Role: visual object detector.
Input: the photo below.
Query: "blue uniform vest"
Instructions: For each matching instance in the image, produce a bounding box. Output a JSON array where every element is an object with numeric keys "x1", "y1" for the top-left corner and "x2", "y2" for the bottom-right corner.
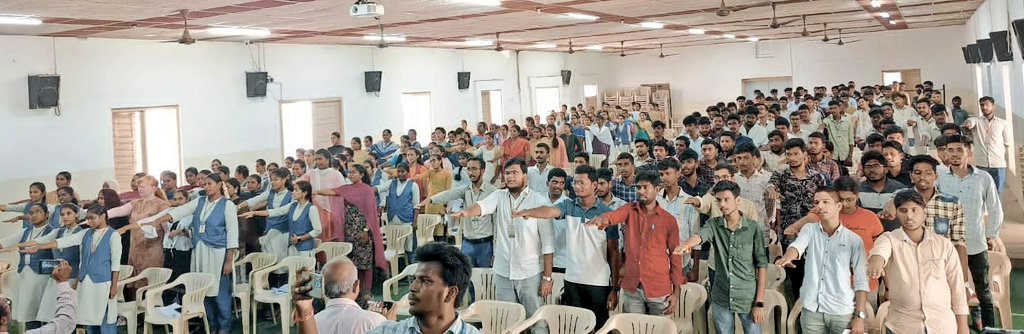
[
  {"x1": 21, "y1": 204, "x2": 34, "y2": 228},
  {"x1": 287, "y1": 203, "x2": 316, "y2": 251},
  {"x1": 386, "y1": 181, "x2": 415, "y2": 223},
  {"x1": 265, "y1": 191, "x2": 293, "y2": 233},
  {"x1": 79, "y1": 228, "x2": 115, "y2": 283},
  {"x1": 191, "y1": 197, "x2": 229, "y2": 249},
  {"x1": 17, "y1": 225, "x2": 54, "y2": 273},
  {"x1": 53, "y1": 226, "x2": 81, "y2": 278}
]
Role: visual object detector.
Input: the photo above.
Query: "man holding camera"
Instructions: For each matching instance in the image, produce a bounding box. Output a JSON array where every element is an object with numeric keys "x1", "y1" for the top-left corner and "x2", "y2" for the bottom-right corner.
[{"x1": 0, "y1": 260, "x2": 75, "y2": 334}]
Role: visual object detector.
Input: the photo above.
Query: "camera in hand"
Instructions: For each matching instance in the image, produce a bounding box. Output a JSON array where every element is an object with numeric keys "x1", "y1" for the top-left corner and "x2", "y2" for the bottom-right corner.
[
  {"x1": 302, "y1": 272, "x2": 323, "y2": 299},
  {"x1": 39, "y1": 259, "x2": 61, "y2": 275}
]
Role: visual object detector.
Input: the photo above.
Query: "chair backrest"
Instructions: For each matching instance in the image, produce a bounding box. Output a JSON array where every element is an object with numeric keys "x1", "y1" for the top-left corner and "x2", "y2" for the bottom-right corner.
[
  {"x1": 786, "y1": 298, "x2": 805, "y2": 334},
  {"x1": 0, "y1": 261, "x2": 10, "y2": 273},
  {"x1": 990, "y1": 236, "x2": 1006, "y2": 253},
  {"x1": 671, "y1": 283, "x2": 708, "y2": 327},
  {"x1": 767, "y1": 243, "x2": 783, "y2": 262},
  {"x1": 875, "y1": 301, "x2": 890, "y2": 332},
  {"x1": 315, "y1": 242, "x2": 353, "y2": 263},
  {"x1": 235, "y1": 252, "x2": 276, "y2": 287},
  {"x1": 762, "y1": 289, "x2": 788, "y2": 334},
  {"x1": 119, "y1": 265, "x2": 135, "y2": 280},
  {"x1": 140, "y1": 267, "x2": 173, "y2": 289},
  {"x1": 382, "y1": 225, "x2": 413, "y2": 255},
  {"x1": 536, "y1": 305, "x2": 597, "y2": 334},
  {"x1": 544, "y1": 273, "x2": 566, "y2": 305},
  {"x1": 416, "y1": 214, "x2": 443, "y2": 246},
  {"x1": 178, "y1": 273, "x2": 216, "y2": 315},
  {"x1": 470, "y1": 268, "x2": 499, "y2": 302},
  {"x1": 0, "y1": 271, "x2": 15, "y2": 300},
  {"x1": 281, "y1": 256, "x2": 317, "y2": 287},
  {"x1": 463, "y1": 300, "x2": 526, "y2": 334},
  {"x1": 596, "y1": 313, "x2": 677, "y2": 334},
  {"x1": 987, "y1": 250, "x2": 1011, "y2": 294},
  {"x1": 765, "y1": 266, "x2": 786, "y2": 290}
]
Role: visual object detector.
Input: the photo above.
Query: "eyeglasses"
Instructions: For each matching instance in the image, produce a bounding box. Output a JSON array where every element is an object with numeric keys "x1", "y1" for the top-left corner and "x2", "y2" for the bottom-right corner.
[{"x1": 864, "y1": 163, "x2": 884, "y2": 169}]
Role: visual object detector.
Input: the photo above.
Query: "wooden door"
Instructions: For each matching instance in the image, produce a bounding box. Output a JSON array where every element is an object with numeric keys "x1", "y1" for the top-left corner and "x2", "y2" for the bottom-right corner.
[
  {"x1": 311, "y1": 100, "x2": 343, "y2": 150},
  {"x1": 112, "y1": 111, "x2": 142, "y2": 192}
]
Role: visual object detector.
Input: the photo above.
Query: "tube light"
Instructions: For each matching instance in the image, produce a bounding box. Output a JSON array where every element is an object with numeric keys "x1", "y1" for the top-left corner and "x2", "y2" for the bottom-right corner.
[
  {"x1": 879, "y1": 12, "x2": 890, "y2": 18},
  {"x1": 464, "y1": 40, "x2": 493, "y2": 46},
  {"x1": 870, "y1": 0, "x2": 882, "y2": 8},
  {"x1": 747, "y1": 37, "x2": 760, "y2": 42},
  {"x1": 889, "y1": 20, "x2": 897, "y2": 25},
  {"x1": 363, "y1": 35, "x2": 406, "y2": 42},
  {"x1": 688, "y1": 28, "x2": 706, "y2": 35},
  {"x1": 207, "y1": 27, "x2": 271, "y2": 37},
  {"x1": 564, "y1": 13, "x2": 599, "y2": 20},
  {"x1": 584, "y1": 45, "x2": 603, "y2": 50},
  {"x1": 0, "y1": 16, "x2": 42, "y2": 25},
  {"x1": 640, "y1": 22, "x2": 664, "y2": 29},
  {"x1": 534, "y1": 43, "x2": 557, "y2": 49},
  {"x1": 722, "y1": 34, "x2": 736, "y2": 39}
]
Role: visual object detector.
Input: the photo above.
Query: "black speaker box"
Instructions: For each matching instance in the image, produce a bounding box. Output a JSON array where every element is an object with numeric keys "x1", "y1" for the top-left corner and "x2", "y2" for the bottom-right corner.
[
  {"x1": 365, "y1": 71, "x2": 382, "y2": 93},
  {"x1": 978, "y1": 39, "x2": 994, "y2": 62},
  {"x1": 246, "y1": 72, "x2": 268, "y2": 97},
  {"x1": 990, "y1": 30, "x2": 1013, "y2": 62},
  {"x1": 962, "y1": 46, "x2": 973, "y2": 64},
  {"x1": 560, "y1": 70, "x2": 571, "y2": 86},
  {"x1": 457, "y1": 72, "x2": 471, "y2": 90},
  {"x1": 967, "y1": 44, "x2": 981, "y2": 64},
  {"x1": 28, "y1": 75, "x2": 60, "y2": 109},
  {"x1": 1014, "y1": 19, "x2": 1024, "y2": 61}
]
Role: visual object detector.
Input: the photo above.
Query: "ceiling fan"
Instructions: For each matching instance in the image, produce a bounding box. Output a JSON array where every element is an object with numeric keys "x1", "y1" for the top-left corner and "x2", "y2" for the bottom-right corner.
[
  {"x1": 768, "y1": 3, "x2": 799, "y2": 29},
  {"x1": 716, "y1": 0, "x2": 769, "y2": 17},
  {"x1": 160, "y1": 9, "x2": 195, "y2": 45},
  {"x1": 833, "y1": 29, "x2": 860, "y2": 46},
  {"x1": 658, "y1": 44, "x2": 678, "y2": 58},
  {"x1": 800, "y1": 15, "x2": 809, "y2": 36},
  {"x1": 494, "y1": 32, "x2": 503, "y2": 52},
  {"x1": 821, "y1": 23, "x2": 830, "y2": 42},
  {"x1": 619, "y1": 41, "x2": 626, "y2": 57},
  {"x1": 567, "y1": 38, "x2": 575, "y2": 54},
  {"x1": 374, "y1": 17, "x2": 387, "y2": 48}
]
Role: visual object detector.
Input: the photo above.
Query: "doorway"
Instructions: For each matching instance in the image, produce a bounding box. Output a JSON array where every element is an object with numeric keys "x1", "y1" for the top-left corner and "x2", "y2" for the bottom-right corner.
[
  {"x1": 480, "y1": 90, "x2": 503, "y2": 125},
  {"x1": 881, "y1": 69, "x2": 921, "y2": 93},
  {"x1": 279, "y1": 99, "x2": 344, "y2": 159},
  {"x1": 741, "y1": 76, "x2": 792, "y2": 100},
  {"x1": 111, "y1": 106, "x2": 182, "y2": 192}
]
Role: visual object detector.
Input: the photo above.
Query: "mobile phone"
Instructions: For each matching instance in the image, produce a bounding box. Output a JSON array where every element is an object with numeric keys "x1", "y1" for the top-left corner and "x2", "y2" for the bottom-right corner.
[
  {"x1": 369, "y1": 300, "x2": 394, "y2": 311},
  {"x1": 303, "y1": 272, "x2": 323, "y2": 299},
  {"x1": 39, "y1": 259, "x2": 61, "y2": 275}
]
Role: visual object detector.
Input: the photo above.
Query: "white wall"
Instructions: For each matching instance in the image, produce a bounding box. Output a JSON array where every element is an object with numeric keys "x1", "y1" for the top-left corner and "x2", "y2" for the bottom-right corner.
[
  {"x1": 966, "y1": 0, "x2": 1024, "y2": 217},
  {"x1": 0, "y1": 36, "x2": 608, "y2": 203},
  {"x1": 603, "y1": 25, "x2": 975, "y2": 117}
]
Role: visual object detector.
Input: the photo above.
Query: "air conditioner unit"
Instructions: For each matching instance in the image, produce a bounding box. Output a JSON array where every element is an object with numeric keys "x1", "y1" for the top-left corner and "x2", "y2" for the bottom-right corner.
[{"x1": 351, "y1": 2, "x2": 384, "y2": 17}]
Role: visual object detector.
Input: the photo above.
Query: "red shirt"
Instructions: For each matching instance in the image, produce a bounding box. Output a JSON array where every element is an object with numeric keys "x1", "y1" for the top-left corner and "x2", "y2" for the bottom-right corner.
[
  {"x1": 604, "y1": 202, "x2": 685, "y2": 298},
  {"x1": 501, "y1": 137, "x2": 530, "y2": 162}
]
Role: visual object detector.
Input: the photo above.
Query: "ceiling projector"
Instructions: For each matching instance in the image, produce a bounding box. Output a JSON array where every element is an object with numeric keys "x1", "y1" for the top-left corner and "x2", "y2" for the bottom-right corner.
[{"x1": 351, "y1": 1, "x2": 384, "y2": 17}]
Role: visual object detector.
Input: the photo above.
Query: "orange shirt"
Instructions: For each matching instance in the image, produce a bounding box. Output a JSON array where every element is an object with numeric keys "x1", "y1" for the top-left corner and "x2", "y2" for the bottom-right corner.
[
  {"x1": 840, "y1": 208, "x2": 884, "y2": 291},
  {"x1": 603, "y1": 203, "x2": 685, "y2": 299}
]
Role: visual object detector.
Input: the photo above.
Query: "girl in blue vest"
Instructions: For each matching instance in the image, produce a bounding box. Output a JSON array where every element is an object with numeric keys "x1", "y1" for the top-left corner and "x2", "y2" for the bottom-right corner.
[
  {"x1": 240, "y1": 180, "x2": 321, "y2": 257},
  {"x1": 139, "y1": 173, "x2": 239, "y2": 334},
  {"x1": 375, "y1": 163, "x2": 419, "y2": 252},
  {"x1": 49, "y1": 186, "x2": 85, "y2": 229},
  {"x1": 238, "y1": 168, "x2": 293, "y2": 265},
  {"x1": 27, "y1": 204, "x2": 122, "y2": 334},
  {"x1": 0, "y1": 202, "x2": 55, "y2": 330},
  {"x1": 0, "y1": 182, "x2": 49, "y2": 227},
  {"x1": 33, "y1": 204, "x2": 85, "y2": 322}
]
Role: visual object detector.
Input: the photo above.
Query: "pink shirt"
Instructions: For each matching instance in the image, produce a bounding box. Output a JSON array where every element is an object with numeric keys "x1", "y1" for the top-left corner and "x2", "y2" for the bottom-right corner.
[{"x1": 314, "y1": 298, "x2": 386, "y2": 334}]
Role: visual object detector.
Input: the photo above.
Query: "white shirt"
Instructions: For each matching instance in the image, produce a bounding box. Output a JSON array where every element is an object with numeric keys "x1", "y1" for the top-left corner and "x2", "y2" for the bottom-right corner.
[
  {"x1": 266, "y1": 201, "x2": 322, "y2": 239},
  {"x1": 586, "y1": 124, "x2": 615, "y2": 153},
  {"x1": 742, "y1": 124, "x2": 770, "y2": 147},
  {"x1": 315, "y1": 298, "x2": 387, "y2": 334},
  {"x1": 527, "y1": 164, "x2": 553, "y2": 198},
  {"x1": 790, "y1": 223, "x2": 868, "y2": 315},
  {"x1": 966, "y1": 115, "x2": 1011, "y2": 168},
  {"x1": 475, "y1": 188, "x2": 555, "y2": 280},
  {"x1": 892, "y1": 105, "x2": 917, "y2": 134},
  {"x1": 735, "y1": 170, "x2": 772, "y2": 228},
  {"x1": 245, "y1": 187, "x2": 290, "y2": 210},
  {"x1": 762, "y1": 150, "x2": 786, "y2": 173},
  {"x1": 549, "y1": 196, "x2": 572, "y2": 270}
]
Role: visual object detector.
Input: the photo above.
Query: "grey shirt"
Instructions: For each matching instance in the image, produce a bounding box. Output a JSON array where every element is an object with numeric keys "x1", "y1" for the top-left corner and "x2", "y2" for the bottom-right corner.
[{"x1": 789, "y1": 223, "x2": 868, "y2": 315}]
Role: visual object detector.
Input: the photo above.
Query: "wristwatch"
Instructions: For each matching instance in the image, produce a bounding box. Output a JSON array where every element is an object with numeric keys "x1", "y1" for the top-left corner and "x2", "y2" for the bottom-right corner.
[
  {"x1": 856, "y1": 310, "x2": 867, "y2": 319},
  {"x1": 542, "y1": 276, "x2": 553, "y2": 282},
  {"x1": 754, "y1": 301, "x2": 764, "y2": 308}
]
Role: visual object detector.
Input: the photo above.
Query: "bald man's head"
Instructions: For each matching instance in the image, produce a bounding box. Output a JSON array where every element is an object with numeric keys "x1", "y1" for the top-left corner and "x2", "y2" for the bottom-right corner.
[{"x1": 324, "y1": 258, "x2": 359, "y2": 299}]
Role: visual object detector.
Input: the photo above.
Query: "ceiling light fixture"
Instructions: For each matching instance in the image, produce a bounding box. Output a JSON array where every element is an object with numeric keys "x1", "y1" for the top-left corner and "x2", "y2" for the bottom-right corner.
[
  {"x1": 747, "y1": 37, "x2": 760, "y2": 42},
  {"x1": 640, "y1": 22, "x2": 664, "y2": 29},
  {"x1": 584, "y1": 45, "x2": 603, "y2": 50},
  {"x1": 564, "y1": 13, "x2": 599, "y2": 20},
  {"x1": 0, "y1": 16, "x2": 42, "y2": 25},
  {"x1": 722, "y1": 34, "x2": 736, "y2": 39},
  {"x1": 870, "y1": 0, "x2": 882, "y2": 8},
  {"x1": 688, "y1": 28, "x2": 706, "y2": 35},
  {"x1": 464, "y1": 40, "x2": 493, "y2": 46},
  {"x1": 363, "y1": 35, "x2": 406, "y2": 42},
  {"x1": 889, "y1": 19, "x2": 897, "y2": 25},
  {"x1": 207, "y1": 27, "x2": 271, "y2": 37},
  {"x1": 534, "y1": 43, "x2": 557, "y2": 49},
  {"x1": 879, "y1": 12, "x2": 890, "y2": 18}
]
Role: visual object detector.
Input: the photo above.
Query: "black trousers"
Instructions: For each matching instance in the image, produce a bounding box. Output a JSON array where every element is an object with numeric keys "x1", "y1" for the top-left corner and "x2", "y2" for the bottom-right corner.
[
  {"x1": 561, "y1": 281, "x2": 612, "y2": 329},
  {"x1": 163, "y1": 248, "x2": 192, "y2": 304}
]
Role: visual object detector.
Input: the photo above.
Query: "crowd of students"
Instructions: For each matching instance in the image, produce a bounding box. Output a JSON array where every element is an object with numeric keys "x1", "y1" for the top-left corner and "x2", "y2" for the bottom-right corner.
[{"x1": 0, "y1": 79, "x2": 1011, "y2": 334}]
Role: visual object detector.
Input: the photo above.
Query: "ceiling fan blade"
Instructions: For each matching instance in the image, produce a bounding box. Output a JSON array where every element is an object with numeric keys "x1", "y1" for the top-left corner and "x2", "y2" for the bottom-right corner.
[
  {"x1": 775, "y1": 18, "x2": 799, "y2": 27},
  {"x1": 844, "y1": 40, "x2": 861, "y2": 44},
  {"x1": 731, "y1": 1, "x2": 771, "y2": 12},
  {"x1": 664, "y1": 53, "x2": 680, "y2": 57}
]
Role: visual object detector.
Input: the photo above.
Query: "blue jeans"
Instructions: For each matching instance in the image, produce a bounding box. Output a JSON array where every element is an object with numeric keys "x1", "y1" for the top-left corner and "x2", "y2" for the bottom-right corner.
[
  {"x1": 711, "y1": 302, "x2": 762, "y2": 334},
  {"x1": 461, "y1": 239, "x2": 493, "y2": 268},
  {"x1": 204, "y1": 274, "x2": 233, "y2": 332},
  {"x1": 84, "y1": 308, "x2": 117, "y2": 334},
  {"x1": 979, "y1": 167, "x2": 1005, "y2": 195}
]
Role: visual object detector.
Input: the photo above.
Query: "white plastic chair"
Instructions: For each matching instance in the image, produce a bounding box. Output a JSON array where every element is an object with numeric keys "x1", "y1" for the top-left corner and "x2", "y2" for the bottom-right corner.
[
  {"x1": 383, "y1": 263, "x2": 419, "y2": 303},
  {"x1": 415, "y1": 214, "x2": 443, "y2": 247},
  {"x1": 505, "y1": 305, "x2": 597, "y2": 334},
  {"x1": 765, "y1": 266, "x2": 786, "y2": 291},
  {"x1": 143, "y1": 272, "x2": 215, "y2": 334},
  {"x1": 987, "y1": 250, "x2": 1012, "y2": 328},
  {"x1": 596, "y1": 313, "x2": 677, "y2": 334},
  {"x1": 251, "y1": 256, "x2": 316, "y2": 334},
  {"x1": 707, "y1": 289, "x2": 787, "y2": 334},
  {"x1": 460, "y1": 300, "x2": 526, "y2": 334},
  {"x1": 314, "y1": 242, "x2": 353, "y2": 269},
  {"x1": 232, "y1": 252, "x2": 276, "y2": 334},
  {"x1": 118, "y1": 267, "x2": 172, "y2": 334},
  {"x1": 470, "y1": 267, "x2": 499, "y2": 302},
  {"x1": 0, "y1": 270, "x2": 15, "y2": 301},
  {"x1": 381, "y1": 224, "x2": 413, "y2": 276},
  {"x1": 671, "y1": 283, "x2": 708, "y2": 334},
  {"x1": 875, "y1": 301, "x2": 890, "y2": 334}
]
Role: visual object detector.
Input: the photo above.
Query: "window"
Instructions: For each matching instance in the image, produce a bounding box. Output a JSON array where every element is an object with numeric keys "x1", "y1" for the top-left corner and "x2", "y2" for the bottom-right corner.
[
  {"x1": 882, "y1": 69, "x2": 920, "y2": 91},
  {"x1": 533, "y1": 87, "x2": 561, "y2": 118},
  {"x1": 111, "y1": 107, "x2": 182, "y2": 192},
  {"x1": 402, "y1": 92, "x2": 433, "y2": 140},
  {"x1": 480, "y1": 90, "x2": 503, "y2": 125},
  {"x1": 882, "y1": 71, "x2": 902, "y2": 85},
  {"x1": 584, "y1": 84, "x2": 599, "y2": 97},
  {"x1": 280, "y1": 99, "x2": 344, "y2": 158}
]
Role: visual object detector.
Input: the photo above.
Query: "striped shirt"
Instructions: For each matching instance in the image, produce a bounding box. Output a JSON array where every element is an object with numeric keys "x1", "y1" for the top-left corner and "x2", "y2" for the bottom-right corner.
[{"x1": 937, "y1": 166, "x2": 1002, "y2": 255}]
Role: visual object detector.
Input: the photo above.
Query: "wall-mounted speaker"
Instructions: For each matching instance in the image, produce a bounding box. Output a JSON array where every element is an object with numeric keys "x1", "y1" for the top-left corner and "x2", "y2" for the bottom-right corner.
[
  {"x1": 365, "y1": 71, "x2": 382, "y2": 93},
  {"x1": 967, "y1": 44, "x2": 981, "y2": 64},
  {"x1": 1013, "y1": 19, "x2": 1024, "y2": 61},
  {"x1": 246, "y1": 72, "x2": 268, "y2": 97},
  {"x1": 28, "y1": 75, "x2": 60, "y2": 109},
  {"x1": 560, "y1": 70, "x2": 571, "y2": 86},
  {"x1": 962, "y1": 46, "x2": 973, "y2": 64},
  {"x1": 977, "y1": 39, "x2": 994, "y2": 62},
  {"x1": 457, "y1": 72, "x2": 471, "y2": 90},
  {"x1": 990, "y1": 30, "x2": 1012, "y2": 62}
]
